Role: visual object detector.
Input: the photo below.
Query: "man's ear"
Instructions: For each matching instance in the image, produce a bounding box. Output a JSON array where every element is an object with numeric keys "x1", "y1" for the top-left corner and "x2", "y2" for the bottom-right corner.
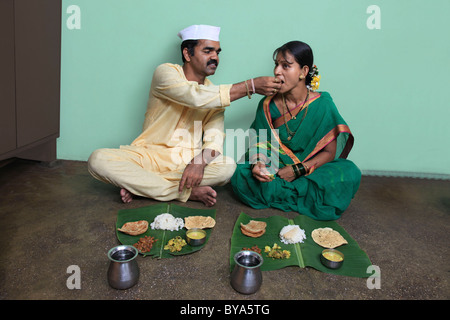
[{"x1": 182, "y1": 47, "x2": 191, "y2": 62}]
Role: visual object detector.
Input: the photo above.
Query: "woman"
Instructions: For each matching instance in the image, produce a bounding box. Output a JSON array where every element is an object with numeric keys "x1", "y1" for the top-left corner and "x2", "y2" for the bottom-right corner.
[{"x1": 231, "y1": 41, "x2": 361, "y2": 220}]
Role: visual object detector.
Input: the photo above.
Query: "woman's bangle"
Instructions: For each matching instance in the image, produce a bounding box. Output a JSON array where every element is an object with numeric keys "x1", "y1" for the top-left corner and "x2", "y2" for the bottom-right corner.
[
  {"x1": 251, "y1": 78, "x2": 255, "y2": 94},
  {"x1": 291, "y1": 163, "x2": 307, "y2": 179},
  {"x1": 297, "y1": 163, "x2": 307, "y2": 176},
  {"x1": 292, "y1": 164, "x2": 300, "y2": 178},
  {"x1": 302, "y1": 162, "x2": 310, "y2": 174}
]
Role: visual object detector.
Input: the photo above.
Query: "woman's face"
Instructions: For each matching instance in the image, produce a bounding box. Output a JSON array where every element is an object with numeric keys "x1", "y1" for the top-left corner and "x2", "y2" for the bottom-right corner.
[{"x1": 274, "y1": 51, "x2": 307, "y2": 94}]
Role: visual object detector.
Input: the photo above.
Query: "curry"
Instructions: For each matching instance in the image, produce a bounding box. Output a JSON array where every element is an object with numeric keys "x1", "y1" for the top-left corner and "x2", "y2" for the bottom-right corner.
[
  {"x1": 187, "y1": 231, "x2": 205, "y2": 240},
  {"x1": 322, "y1": 251, "x2": 343, "y2": 262}
]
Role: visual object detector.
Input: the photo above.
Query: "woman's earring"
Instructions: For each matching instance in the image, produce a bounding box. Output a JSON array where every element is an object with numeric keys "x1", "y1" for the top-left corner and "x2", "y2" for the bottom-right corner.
[{"x1": 299, "y1": 75, "x2": 305, "y2": 80}]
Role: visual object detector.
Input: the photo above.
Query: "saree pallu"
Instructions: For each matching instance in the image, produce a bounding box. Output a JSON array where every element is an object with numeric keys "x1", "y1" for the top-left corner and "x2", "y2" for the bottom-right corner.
[{"x1": 231, "y1": 92, "x2": 361, "y2": 220}]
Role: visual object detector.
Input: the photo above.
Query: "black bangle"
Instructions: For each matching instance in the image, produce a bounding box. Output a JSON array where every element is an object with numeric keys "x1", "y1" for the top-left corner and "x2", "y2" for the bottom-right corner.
[
  {"x1": 295, "y1": 163, "x2": 307, "y2": 177},
  {"x1": 292, "y1": 164, "x2": 300, "y2": 178},
  {"x1": 292, "y1": 164, "x2": 302, "y2": 179},
  {"x1": 298, "y1": 163, "x2": 307, "y2": 175}
]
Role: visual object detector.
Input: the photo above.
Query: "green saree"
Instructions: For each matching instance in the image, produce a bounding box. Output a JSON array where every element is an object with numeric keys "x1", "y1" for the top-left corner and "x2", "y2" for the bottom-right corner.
[{"x1": 230, "y1": 92, "x2": 361, "y2": 220}]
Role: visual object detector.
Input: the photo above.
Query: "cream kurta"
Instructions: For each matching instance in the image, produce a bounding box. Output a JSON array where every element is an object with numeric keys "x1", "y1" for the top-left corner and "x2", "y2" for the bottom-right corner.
[{"x1": 88, "y1": 63, "x2": 236, "y2": 202}]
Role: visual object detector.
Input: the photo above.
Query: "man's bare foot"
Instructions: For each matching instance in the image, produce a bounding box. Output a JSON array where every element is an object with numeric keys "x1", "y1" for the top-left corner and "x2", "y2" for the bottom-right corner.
[
  {"x1": 120, "y1": 188, "x2": 133, "y2": 203},
  {"x1": 189, "y1": 186, "x2": 217, "y2": 207}
]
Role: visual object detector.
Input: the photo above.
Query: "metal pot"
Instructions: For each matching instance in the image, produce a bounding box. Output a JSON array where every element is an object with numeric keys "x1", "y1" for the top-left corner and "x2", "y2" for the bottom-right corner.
[
  {"x1": 230, "y1": 250, "x2": 263, "y2": 294},
  {"x1": 107, "y1": 245, "x2": 139, "y2": 290}
]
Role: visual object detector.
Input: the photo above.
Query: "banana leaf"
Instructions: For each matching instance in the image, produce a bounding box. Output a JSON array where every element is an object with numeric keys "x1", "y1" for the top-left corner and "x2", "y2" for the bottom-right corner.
[
  {"x1": 230, "y1": 212, "x2": 372, "y2": 278},
  {"x1": 116, "y1": 203, "x2": 215, "y2": 258}
]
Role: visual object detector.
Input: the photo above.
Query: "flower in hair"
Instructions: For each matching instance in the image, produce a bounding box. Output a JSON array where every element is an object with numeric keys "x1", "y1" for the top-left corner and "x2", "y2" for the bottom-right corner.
[{"x1": 309, "y1": 65, "x2": 320, "y2": 91}]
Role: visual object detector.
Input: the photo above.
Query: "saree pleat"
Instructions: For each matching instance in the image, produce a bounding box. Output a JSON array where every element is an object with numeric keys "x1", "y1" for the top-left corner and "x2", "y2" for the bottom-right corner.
[{"x1": 231, "y1": 92, "x2": 361, "y2": 220}]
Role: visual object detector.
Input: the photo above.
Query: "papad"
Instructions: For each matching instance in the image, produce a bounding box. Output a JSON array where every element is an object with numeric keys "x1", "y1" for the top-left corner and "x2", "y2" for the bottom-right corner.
[
  {"x1": 184, "y1": 216, "x2": 216, "y2": 229},
  {"x1": 311, "y1": 227, "x2": 348, "y2": 248}
]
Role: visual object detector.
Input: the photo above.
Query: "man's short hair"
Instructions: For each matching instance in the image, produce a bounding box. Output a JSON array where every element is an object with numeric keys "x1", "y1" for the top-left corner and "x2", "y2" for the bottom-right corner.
[{"x1": 181, "y1": 40, "x2": 198, "y2": 63}]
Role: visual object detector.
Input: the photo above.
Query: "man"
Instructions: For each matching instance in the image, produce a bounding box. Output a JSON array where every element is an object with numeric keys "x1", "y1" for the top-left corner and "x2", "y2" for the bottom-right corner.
[{"x1": 88, "y1": 25, "x2": 281, "y2": 206}]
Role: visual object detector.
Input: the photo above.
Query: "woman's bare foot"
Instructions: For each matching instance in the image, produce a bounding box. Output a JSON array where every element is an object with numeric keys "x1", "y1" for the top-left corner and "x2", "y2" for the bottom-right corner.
[
  {"x1": 189, "y1": 186, "x2": 217, "y2": 207},
  {"x1": 120, "y1": 188, "x2": 133, "y2": 203}
]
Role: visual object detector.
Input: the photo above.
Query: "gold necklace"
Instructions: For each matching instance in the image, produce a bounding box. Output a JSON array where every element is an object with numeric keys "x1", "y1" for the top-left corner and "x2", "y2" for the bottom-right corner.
[
  {"x1": 282, "y1": 90, "x2": 309, "y2": 120},
  {"x1": 282, "y1": 90, "x2": 310, "y2": 140}
]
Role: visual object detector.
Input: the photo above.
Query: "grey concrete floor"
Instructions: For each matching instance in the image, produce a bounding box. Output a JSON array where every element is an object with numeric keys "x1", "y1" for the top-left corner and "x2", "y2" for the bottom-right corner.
[{"x1": 0, "y1": 159, "x2": 448, "y2": 300}]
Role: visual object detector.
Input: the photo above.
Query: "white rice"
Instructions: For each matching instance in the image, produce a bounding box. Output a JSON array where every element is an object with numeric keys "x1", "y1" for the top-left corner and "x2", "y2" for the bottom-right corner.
[
  {"x1": 150, "y1": 213, "x2": 184, "y2": 231},
  {"x1": 279, "y1": 225, "x2": 306, "y2": 244}
]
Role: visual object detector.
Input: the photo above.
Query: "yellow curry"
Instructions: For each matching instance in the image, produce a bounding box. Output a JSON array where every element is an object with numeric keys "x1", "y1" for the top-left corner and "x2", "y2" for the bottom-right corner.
[
  {"x1": 323, "y1": 251, "x2": 343, "y2": 262},
  {"x1": 188, "y1": 231, "x2": 205, "y2": 240}
]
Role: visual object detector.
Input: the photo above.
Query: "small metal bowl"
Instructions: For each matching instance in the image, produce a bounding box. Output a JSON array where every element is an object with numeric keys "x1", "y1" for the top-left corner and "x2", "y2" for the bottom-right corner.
[
  {"x1": 320, "y1": 249, "x2": 344, "y2": 269},
  {"x1": 186, "y1": 228, "x2": 206, "y2": 246}
]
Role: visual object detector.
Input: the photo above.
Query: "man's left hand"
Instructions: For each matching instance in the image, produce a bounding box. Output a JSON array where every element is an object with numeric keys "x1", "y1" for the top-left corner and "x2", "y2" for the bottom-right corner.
[
  {"x1": 179, "y1": 149, "x2": 220, "y2": 193},
  {"x1": 179, "y1": 163, "x2": 206, "y2": 192}
]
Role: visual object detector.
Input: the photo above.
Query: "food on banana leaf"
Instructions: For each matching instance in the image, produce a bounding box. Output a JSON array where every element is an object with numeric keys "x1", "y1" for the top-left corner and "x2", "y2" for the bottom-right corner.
[
  {"x1": 184, "y1": 216, "x2": 216, "y2": 229},
  {"x1": 264, "y1": 243, "x2": 291, "y2": 259},
  {"x1": 242, "y1": 245, "x2": 262, "y2": 254},
  {"x1": 322, "y1": 250, "x2": 343, "y2": 262},
  {"x1": 151, "y1": 213, "x2": 184, "y2": 231},
  {"x1": 164, "y1": 236, "x2": 187, "y2": 252},
  {"x1": 118, "y1": 220, "x2": 148, "y2": 236},
  {"x1": 133, "y1": 235, "x2": 157, "y2": 253},
  {"x1": 186, "y1": 230, "x2": 205, "y2": 240},
  {"x1": 279, "y1": 225, "x2": 306, "y2": 244},
  {"x1": 311, "y1": 227, "x2": 348, "y2": 248},
  {"x1": 240, "y1": 220, "x2": 267, "y2": 238}
]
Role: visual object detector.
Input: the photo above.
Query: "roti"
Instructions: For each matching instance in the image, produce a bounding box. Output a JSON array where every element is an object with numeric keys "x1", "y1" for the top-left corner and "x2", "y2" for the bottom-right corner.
[
  {"x1": 240, "y1": 220, "x2": 267, "y2": 238},
  {"x1": 241, "y1": 227, "x2": 265, "y2": 238},
  {"x1": 311, "y1": 227, "x2": 348, "y2": 248},
  {"x1": 240, "y1": 220, "x2": 267, "y2": 234},
  {"x1": 184, "y1": 216, "x2": 216, "y2": 229},
  {"x1": 118, "y1": 220, "x2": 149, "y2": 236}
]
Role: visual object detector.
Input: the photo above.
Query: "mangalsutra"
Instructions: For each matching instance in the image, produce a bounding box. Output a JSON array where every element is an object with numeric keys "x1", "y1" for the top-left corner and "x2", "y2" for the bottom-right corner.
[{"x1": 282, "y1": 90, "x2": 310, "y2": 140}]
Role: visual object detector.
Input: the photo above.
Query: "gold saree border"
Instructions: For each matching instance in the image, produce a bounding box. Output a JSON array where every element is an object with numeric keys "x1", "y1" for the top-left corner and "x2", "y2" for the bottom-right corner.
[
  {"x1": 263, "y1": 96, "x2": 301, "y2": 164},
  {"x1": 271, "y1": 94, "x2": 322, "y2": 129},
  {"x1": 303, "y1": 124, "x2": 354, "y2": 162}
]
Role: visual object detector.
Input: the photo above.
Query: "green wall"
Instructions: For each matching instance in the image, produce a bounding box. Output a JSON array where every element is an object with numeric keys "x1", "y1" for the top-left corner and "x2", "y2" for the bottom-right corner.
[{"x1": 59, "y1": 0, "x2": 450, "y2": 177}]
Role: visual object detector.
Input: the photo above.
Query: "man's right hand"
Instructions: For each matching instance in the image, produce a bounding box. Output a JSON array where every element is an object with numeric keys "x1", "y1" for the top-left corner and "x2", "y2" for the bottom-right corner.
[
  {"x1": 252, "y1": 77, "x2": 282, "y2": 96},
  {"x1": 230, "y1": 77, "x2": 282, "y2": 102}
]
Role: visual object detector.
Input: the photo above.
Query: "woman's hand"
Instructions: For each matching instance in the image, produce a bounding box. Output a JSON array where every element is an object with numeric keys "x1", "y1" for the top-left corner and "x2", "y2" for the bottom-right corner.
[
  {"x1": 251, "y1": 162, "x2": 274, "y2": 182},
  {"x1": 276, "y1": 166, "x2": 296, "y2": 182}
]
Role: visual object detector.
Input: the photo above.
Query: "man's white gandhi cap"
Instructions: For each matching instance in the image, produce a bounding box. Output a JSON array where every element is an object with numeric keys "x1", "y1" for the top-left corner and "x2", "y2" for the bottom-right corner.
[{"x1": 178, "y1": 25, "x2": 220, "y2": 42}]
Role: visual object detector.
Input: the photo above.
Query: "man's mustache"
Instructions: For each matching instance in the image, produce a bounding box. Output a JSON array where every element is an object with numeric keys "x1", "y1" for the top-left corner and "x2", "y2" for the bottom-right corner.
[{"x1": 207, "y1": 59, "x2": 218, "y2": 67}]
